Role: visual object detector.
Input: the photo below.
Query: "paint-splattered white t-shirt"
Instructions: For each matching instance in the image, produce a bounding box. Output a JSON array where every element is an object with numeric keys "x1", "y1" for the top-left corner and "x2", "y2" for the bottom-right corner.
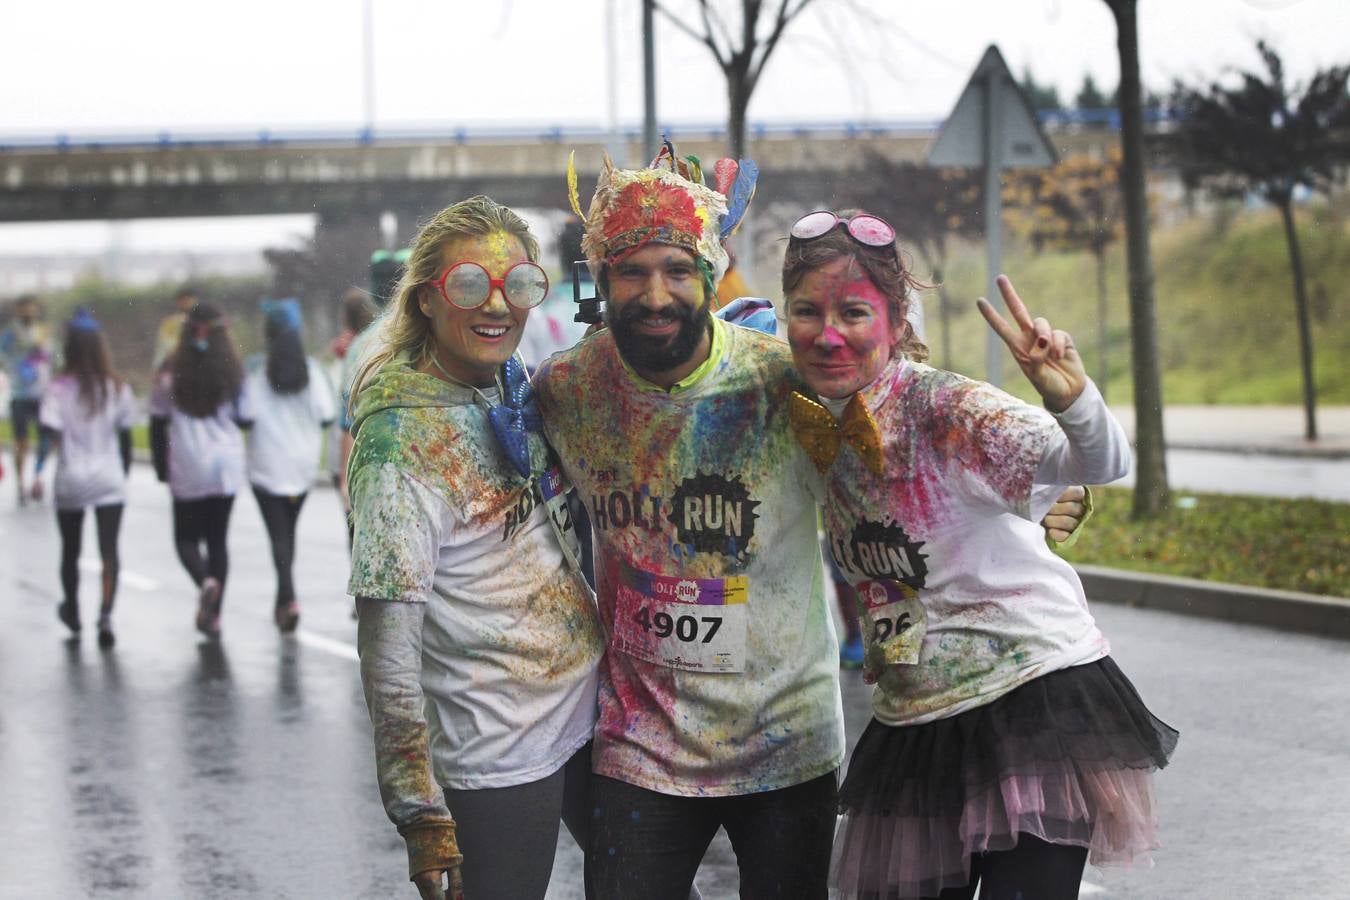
[
  {"x1": 820, "y1": 359, "x2": 1128, "y2": 726},
  {"x1": 535, "y1": 319, "x2": 846, "y2": 797},
  {"x1": 39, "y1": 375, "x2": 139, "y2": 510},
  {"x1": 347, "y1": 363, "x2": 604, "y2": 790}
]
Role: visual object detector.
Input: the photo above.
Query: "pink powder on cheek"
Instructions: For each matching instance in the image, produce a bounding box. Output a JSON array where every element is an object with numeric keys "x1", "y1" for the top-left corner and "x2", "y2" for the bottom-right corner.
[
  {"x1": 840, "y1": 276, "x2": 896, "y2": 370},
  {"x1": 858, "y1": 338, "x2": 888, "y2": 368}
]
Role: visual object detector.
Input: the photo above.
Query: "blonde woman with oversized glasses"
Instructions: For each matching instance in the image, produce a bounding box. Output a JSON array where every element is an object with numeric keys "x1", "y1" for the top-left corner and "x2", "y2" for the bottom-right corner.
[{"x1": 347, "y1": 196, "x2": 604, "y2": 900}]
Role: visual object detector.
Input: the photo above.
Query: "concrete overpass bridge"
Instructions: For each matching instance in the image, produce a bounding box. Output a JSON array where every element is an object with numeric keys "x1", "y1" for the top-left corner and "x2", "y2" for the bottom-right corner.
[
  {"x1": 0, "y1": 116, "x2": 1146, "y2": 305},
  {"x1": 0, "y1": 117, "x2": 1140, "y2": 222}
]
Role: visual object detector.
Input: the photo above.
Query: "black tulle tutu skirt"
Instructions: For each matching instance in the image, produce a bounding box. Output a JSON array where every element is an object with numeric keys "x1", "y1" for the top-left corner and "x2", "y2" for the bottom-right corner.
[{"x1": 831, "y1": 656, "x2": 1178, "y2": 899}]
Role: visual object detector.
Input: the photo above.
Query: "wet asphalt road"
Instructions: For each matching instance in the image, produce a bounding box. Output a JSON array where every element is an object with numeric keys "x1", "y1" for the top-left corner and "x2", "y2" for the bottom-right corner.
[
  {"x1": 2, "y1": 467, "x2": 1348, "y2": 899},
  {"x1": 1116, "y1": 448, "x2": 1350, "y2": 503}
]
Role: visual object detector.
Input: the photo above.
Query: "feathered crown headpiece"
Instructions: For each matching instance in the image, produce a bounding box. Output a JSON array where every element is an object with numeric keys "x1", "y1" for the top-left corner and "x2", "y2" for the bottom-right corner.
[{"x1": 567, "y1": 140, "x2": 758, "y2": 283}]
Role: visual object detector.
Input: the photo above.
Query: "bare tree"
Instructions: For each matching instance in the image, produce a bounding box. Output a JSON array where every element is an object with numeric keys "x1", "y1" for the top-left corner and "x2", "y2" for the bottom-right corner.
[
  {"x1": 653, "y1": 0, "x2": 817, "y2": 158},
  {"x1": 1005, "y1": 151, "x2": 1125, "y2": 395},
  {"x1": 1170, "y1": 40, "x2": 1350, "y2": 441},
  {"x1": 1103, "y1": 0, "x2": 1169, "y2": 519}
]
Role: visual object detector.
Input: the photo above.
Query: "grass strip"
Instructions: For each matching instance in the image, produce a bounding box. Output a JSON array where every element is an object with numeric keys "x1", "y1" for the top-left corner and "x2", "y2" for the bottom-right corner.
[
  {"x1": 0, "y1": 420, "x2": 150, "y2": 450},
  {"x1": 1060, "y1": 486, "x2": 1350, "y2": 599}
]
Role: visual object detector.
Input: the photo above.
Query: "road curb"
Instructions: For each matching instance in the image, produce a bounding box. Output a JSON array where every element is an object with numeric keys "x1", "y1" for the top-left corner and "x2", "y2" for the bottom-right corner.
[
  {"x1": 1075, "y1": 564, "x2": 1350, "y2": 640},
  {"x1": 1166, "y1": 440, "x2": 1350, "y2": 461}
]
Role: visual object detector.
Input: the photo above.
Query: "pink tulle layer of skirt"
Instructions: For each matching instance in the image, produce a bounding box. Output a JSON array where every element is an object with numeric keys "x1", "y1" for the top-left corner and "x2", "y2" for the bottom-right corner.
[
  {"x1": 831, "y1": 765, "x2": 1162, "y2": 899},
  {"x1": 830, "y1": 657, "x2": 1177, "y2": 899}
]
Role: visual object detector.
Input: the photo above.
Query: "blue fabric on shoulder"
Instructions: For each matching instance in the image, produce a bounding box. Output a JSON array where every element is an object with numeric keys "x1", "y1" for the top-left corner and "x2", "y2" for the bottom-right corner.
[
  {"x1": 715, "y1": 297, "x2": 779, "y2": 337},
  {"x1": 488, "y1": 356, "x2": 544, "y2": 478}
]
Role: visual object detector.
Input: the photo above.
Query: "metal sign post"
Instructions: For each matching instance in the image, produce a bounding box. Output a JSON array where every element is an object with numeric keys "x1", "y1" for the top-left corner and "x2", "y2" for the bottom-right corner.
[
  {"x1": 642, "y1": 0, "x2": 658, "y2": 163},
  {"x1": 981, "y1": 71, "x2": 1004, "y2": 386},
  {"x1": 928, "y1": 45, "x2": 1057, "y2": 387}
]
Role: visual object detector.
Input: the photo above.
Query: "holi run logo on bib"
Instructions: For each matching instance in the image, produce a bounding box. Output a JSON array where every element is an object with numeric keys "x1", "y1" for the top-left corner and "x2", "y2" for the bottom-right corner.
[
  {"x1": 831, "y1": 519, "x2": 929, "y2": 666},
  {"x1": 667, "y1": 471, "x2": 761, "y2": 563}
]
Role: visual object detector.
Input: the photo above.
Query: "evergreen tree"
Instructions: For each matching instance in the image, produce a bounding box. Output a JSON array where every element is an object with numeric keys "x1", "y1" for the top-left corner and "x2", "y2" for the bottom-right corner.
[
  {"x1": 1020, "y1": 66, "x2": 1063, "y2": 113},
  {"x1": 1171, "y1": 40, "x2": 1350, "y2": 441}
]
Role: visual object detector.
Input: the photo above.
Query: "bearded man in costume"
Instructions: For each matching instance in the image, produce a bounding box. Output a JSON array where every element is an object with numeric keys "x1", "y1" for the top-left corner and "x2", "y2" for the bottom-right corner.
[{"x1": 533, "y1": 148, "x2": 844, "y2": 899}]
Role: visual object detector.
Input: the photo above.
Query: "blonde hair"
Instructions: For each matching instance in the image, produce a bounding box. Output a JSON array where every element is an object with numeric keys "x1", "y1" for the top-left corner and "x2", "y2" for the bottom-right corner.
[{"x1": 349, "y1": 196, "x2": 540, "y2": 403}]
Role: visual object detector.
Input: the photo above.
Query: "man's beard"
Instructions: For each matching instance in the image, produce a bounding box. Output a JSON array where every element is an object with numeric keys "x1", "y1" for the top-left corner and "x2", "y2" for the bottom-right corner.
[{"x1": 606, "y1": 296, "x2": 712, "y2": 375}]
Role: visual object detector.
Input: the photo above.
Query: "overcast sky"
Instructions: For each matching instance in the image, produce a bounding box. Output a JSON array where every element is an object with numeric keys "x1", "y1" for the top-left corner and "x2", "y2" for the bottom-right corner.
[{"x1": 2, "y1": 0, "x2": 1345, "y2": 253}]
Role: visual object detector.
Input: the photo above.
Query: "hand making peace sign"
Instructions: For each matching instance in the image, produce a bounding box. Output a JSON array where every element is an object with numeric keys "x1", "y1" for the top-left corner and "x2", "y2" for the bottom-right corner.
[{"x1": 977, "y1": 274, "x2": 1087, "y2": 413}]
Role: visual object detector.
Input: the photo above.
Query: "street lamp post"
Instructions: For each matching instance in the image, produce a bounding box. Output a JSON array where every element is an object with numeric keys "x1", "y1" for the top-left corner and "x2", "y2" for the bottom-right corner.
[
  {"x1": 642, "y1": 0, "x2": 658, "y2": 161},
  {"x1": 362, "y1": 0, "x2": 376, "y2": 135}
]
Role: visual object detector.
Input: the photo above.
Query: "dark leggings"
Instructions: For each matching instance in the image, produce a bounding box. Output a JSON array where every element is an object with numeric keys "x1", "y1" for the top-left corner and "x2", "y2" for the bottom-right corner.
[
  {"x1": 444, "y1": 742, "x2": 594, "y2": 900},
  {"x1": 252, "y1": 487, "x2": 307, "y2": 604},
  {"x1": 56, "y1": 504, "x2": 124, "y2": 612},
  {"x1": 930, "y1": 834, "x2": 1088, "y2": 900},
  {"x1": 588, "y1": 770, "x2": 838, "y2": 900},
  {"x1": 172, "y1": 495, "x2": 235, "y2": 592}
]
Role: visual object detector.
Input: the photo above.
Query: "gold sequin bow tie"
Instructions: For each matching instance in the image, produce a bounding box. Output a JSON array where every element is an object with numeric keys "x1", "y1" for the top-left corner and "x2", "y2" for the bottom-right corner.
[{"x1": 788, "y1": 391, "x2": 885, "y2": 475}]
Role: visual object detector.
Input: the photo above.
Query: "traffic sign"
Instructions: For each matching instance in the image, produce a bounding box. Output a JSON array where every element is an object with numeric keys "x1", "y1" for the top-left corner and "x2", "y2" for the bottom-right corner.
[
  {"x1": 929, "y1": 45, "x2": 1056, "y2": 169},
  {"x1": 928, "y1": 45, "x2": 1057, "y2": 387}
]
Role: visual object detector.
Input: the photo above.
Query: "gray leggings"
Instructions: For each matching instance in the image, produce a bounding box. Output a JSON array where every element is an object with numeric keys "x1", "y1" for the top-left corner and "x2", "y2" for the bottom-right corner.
[{"x1": 444, "y1": 742, "x2": 592, "y2": 900}]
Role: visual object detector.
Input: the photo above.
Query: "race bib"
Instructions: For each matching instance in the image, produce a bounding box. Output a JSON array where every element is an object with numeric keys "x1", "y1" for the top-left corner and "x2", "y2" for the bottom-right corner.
[
  {"x1": 538, "y1": 465, "x2": 584, "y2": 576},
  {"x1": 614, "y1": 567, "x2": 748, "y2": 673},
  {"x1": 856, "y1": 579, "x2": 926, "y2": 666}
]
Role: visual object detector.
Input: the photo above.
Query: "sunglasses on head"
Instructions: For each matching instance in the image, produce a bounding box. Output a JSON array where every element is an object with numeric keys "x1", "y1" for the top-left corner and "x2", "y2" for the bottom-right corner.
[
  {"x1": 789, "y1": 211, "x2": 896, "y2": 248},
  {"x1": 430, "y1": 261, "x2": 550, "y2": 310}
]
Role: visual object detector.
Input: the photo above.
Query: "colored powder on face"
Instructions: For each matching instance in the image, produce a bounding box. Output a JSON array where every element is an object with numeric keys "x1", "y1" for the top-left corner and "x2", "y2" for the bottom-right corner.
[{"x1": 787, "y1": 263, "x2": 898, "y2": 398}]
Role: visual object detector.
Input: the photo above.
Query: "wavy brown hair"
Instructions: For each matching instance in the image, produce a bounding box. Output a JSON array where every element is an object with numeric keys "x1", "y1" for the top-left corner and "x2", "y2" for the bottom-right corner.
[
  {"x1": 781, "y1": 210, "x2": 930, "y2": 362},
  {"x1": 171, "y1": 303, "x2": 244, "y2": 418}
]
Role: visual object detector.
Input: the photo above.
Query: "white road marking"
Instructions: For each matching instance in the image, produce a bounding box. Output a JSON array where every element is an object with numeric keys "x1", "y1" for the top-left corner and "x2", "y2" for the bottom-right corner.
[
  {"x1": 16, "y1": 577, "x2": 56, "y2": 600},
  {"x1": 47, "y1": 558, "x2": 360, "y2": 661},
  {"x1": 78, "y1": 557, "x2": 160, "y2": 591},
  {"x1": 296, "y1": 629, "x2": 360, "y2": 663},
  {"x1": 1079, "y1": 881, "x2": 1106, "y2": 896}
]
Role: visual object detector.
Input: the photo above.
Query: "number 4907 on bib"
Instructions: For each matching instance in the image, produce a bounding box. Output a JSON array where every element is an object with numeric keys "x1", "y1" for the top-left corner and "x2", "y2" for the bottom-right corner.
[{"x1": 614, "y1": 572, "x2": 748, "y2": 673}]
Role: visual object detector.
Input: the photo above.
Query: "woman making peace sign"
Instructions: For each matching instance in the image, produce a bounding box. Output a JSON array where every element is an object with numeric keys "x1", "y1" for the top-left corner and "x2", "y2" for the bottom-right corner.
[{"x1": 779, "y1": 210, "x2": 1177, "y2": 900}]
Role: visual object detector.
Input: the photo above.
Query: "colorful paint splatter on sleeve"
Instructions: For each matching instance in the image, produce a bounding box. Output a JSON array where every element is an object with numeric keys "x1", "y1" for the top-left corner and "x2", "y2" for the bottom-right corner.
[
  {"x1": 347, "y1": 364, "x2": 604, "y2": 792},
  {"x1": 356, "y1": 599, "x2": 462, "y2": 880},
  {"x1": 348, "y1": 453, "x2": 445, "y2": 603}
]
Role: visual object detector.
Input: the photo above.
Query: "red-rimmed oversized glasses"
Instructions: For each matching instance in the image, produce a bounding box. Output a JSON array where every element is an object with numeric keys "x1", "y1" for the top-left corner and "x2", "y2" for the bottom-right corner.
[
  {"x1": 789, "y1": 211, "x2": 896, "y2": 248},
  {"x1": 430, "y1": 261, "x2": 550, "y2": 310}
]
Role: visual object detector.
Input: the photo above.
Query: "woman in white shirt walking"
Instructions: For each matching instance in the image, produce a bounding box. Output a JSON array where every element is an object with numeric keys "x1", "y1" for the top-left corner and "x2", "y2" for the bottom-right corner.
[
  {"x1": 245, "y1": 299, "x2": 336, "y2": 632},
  {"x1": 36, "y1": 309, "x2": 139, "y2": 647},
  {"x1": 149, "y1": 303, "x2": 254, "y2": 639}
]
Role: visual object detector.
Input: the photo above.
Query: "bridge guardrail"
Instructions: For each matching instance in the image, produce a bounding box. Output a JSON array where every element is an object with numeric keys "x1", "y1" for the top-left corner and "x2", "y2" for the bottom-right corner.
[{"x1": 0, "y1": 112, "x2": 1166, "y2": 154}]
